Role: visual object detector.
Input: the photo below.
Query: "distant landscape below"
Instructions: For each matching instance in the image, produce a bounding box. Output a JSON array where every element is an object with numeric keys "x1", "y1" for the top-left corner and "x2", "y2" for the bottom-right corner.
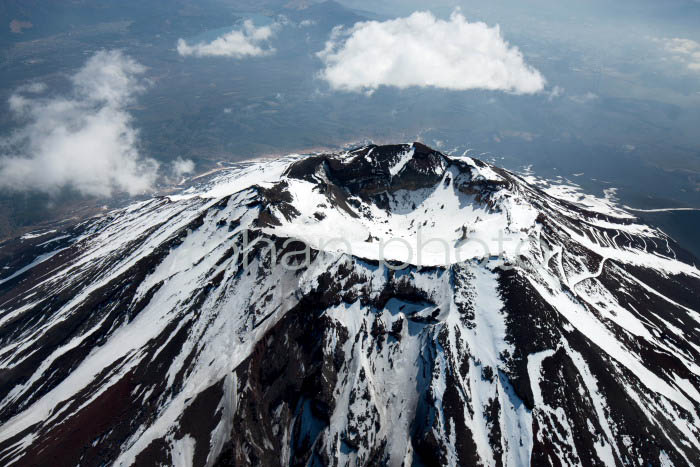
[{"x1": 1, "y1": 0, "x2": 699, "y2": 257}]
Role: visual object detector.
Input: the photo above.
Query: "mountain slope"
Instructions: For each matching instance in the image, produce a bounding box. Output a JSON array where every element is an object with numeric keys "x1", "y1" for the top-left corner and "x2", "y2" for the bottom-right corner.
[{"x1": 0, "y1": 143, "x2": 699, "y2": 466}]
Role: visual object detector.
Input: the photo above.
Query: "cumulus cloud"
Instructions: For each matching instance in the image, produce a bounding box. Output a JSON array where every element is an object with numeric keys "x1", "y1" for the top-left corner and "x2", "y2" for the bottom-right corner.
[
  {"x1": 659, "y1": 38, "x2": 700, "y2": 71},
  {"x1": 172, "y1": 157, "x2": 195, "y2": 178},
  {"x1": 177, "y1": 20, "x2": 277, "y2": 58},
  {"x1": 316, "y1": 10, "x2": 545, "y2": 94},
  {"x1": 0, "y1": 50, "x2": 159, "y2": 197}
]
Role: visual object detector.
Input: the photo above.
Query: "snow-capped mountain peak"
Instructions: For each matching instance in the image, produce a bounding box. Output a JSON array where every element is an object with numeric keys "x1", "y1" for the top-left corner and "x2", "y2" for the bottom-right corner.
[{"x1": 0, "y1": 143, "x2": 699, "y2": 466}]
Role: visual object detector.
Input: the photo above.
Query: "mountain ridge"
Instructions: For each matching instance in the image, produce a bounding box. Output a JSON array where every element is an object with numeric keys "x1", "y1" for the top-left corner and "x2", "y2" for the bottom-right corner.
[{"x1": 0, "y1": 143, "x2": 699, "y2": 466}]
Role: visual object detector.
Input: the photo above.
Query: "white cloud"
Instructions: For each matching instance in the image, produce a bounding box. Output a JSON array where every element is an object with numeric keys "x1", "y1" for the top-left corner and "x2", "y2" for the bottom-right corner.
[
  {"x1": 548, "y1": 85, "x2": 564, "y2": 101},
  {"x1": 663, "y1": 38, "x2": 699, "y2": 55},
  {"x1": 316, "y1": 10, "x2": 546, "y2": 94},
  {"x1": 500, "y1": 130, "x2": 538, "y2": 142},
  {"x1": 177, "y1": 20, "x2": 277, "y2": 58},
  {"x1": 569, "y1": 92, "x2": 598, "y2": 104},
  {"x1": 0, "y1": 50, "x2": 159, "y2": 197},
  {"x1": 17, "y1": 82, "x2": 47, "y2": 94},
  {"x1": 172, "y1": 157, "x2": 195, "y2": 178},
  {"x1": 658, "y1": 38, "x2": 700, "y2": 71}
]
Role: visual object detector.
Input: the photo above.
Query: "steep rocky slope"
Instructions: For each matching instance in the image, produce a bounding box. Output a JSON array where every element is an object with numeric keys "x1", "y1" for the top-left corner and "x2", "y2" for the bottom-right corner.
[{"x1": 0, "y1": 143, "x2": 699, "y2": 466}]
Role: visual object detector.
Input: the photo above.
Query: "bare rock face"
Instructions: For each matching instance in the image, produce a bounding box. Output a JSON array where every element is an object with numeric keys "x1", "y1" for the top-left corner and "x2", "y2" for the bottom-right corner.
[{"x1": 0, "y1": 143, "x2": 699, "y2": 466}]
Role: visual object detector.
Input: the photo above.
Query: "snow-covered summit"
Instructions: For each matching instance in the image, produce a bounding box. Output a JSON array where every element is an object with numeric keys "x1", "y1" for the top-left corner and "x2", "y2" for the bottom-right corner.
[{"x1": 0, "y1": 143, "x2": 699, "y2": 466}]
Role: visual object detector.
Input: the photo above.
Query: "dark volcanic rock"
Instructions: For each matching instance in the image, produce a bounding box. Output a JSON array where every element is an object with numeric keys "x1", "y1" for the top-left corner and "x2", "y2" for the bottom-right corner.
[{"x1": 0, "y1": 143, "x2": 698, "y2": 466}]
